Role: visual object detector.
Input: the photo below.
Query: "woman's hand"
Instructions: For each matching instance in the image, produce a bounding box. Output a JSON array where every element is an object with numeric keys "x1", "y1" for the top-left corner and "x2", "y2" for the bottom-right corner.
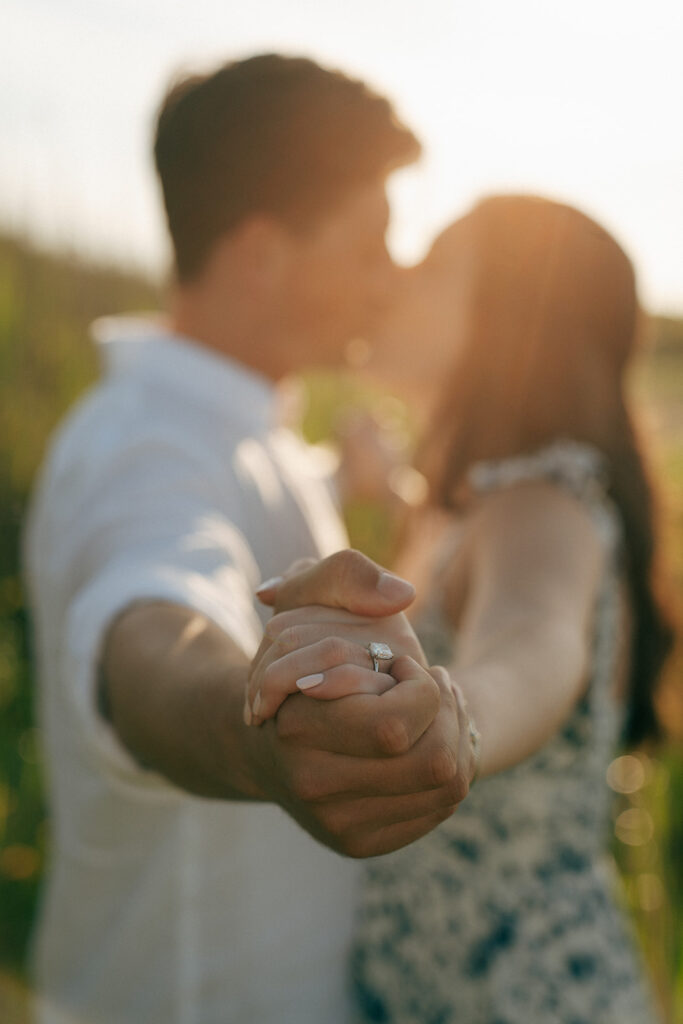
[
  {"x1": 246, "y1": 604, "x2": 426, "y2": 724},
  {"x1": 247, "y1": 548, "x2": 427, "y2": 725}
]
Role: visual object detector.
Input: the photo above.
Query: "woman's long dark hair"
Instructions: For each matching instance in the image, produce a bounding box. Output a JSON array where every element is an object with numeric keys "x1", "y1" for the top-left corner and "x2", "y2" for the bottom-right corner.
[{"x1": 417, "y1": 195, "x2": 675, "y2": 745}]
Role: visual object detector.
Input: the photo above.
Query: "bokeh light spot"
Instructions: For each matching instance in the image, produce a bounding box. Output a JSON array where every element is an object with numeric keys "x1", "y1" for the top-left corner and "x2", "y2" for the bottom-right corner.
[
  {"x1": 614, "y1": 808, "x2": 655, "y2": 847},
  {"x1": 606, "y1": 754, "x2": 646, "y2": 794},
  {"x1": 0, "y1": 844, "x2": 41, "y2": 881}
]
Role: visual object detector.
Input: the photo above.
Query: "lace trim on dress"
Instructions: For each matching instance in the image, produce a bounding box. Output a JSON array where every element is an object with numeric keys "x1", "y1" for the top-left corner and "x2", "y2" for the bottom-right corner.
[
  {"x1": 466, "y1": 439, "x2": 620, "y2": 552},
  {"x1": 467, "y1": 438, "x2": 606, "y2": 499}
]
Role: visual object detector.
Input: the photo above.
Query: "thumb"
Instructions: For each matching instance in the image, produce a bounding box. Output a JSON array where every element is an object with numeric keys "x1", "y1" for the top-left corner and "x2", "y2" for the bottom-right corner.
[
  {"x1": 256, "y1": 549, "x2": 415, "y2": 616},
  {"x1": 254, "y1": 558, "x2": 318, "y2": 605}
]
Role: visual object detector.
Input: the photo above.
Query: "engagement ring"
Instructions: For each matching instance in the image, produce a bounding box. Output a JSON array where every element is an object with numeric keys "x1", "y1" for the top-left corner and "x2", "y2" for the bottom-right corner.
[{"x1": 368, "y1": 641, "x2": 393, "y2": 671}]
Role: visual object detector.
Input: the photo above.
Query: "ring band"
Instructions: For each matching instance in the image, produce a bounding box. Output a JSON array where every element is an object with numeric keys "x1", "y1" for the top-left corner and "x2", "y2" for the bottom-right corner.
[{"x1": 368, "y1": 641, "x2": 393, "y2": 672}]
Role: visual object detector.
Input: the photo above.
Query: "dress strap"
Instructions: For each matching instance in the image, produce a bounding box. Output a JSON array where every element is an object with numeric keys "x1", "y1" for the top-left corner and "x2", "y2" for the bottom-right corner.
[{"x1": 467, "y1": 439, "x2": 621, "y2": 551}]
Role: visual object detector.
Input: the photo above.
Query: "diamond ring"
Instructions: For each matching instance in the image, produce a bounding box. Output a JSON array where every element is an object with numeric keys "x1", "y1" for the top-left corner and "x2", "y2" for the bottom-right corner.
[{"x1": 368, "y1": 641, "x2": 394, "y2": 672}]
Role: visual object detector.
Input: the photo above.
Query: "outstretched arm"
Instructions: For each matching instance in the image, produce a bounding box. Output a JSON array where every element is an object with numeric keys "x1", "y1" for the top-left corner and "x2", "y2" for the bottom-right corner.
[
  {"x1": 101, "y1": 550, "x2": 469, "y2": 857},
  {"x1": 450, "y1": 481, "x2": 607, "y2": 778},
  {"x1": 247, "y1": 486, "x2": 605, "y2": 785}
]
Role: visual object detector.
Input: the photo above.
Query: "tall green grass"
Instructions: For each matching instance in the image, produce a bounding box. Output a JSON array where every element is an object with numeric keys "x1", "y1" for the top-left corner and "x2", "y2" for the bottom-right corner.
[
  {"x1": 0, "y1": 235, "x2": 160, "y2": 974},
  {"x1": 0, "y1": 233, "x2": 681, "y2": 1019}
]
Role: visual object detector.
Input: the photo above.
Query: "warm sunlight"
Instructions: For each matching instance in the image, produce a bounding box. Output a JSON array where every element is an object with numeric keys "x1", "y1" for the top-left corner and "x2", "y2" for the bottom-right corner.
[
  {"x1": 2, "y1": 9, "x2": 682, "y2": 1023},
  {"x1": 1, "y1": 0, "x2": 682, "y2": 312}
]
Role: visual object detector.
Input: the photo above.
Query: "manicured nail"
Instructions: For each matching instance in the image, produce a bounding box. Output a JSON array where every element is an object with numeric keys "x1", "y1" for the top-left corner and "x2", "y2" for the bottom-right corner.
[
  {"x1": 255, "y1": 575, "x2": 284, "y2": 595},
  {"x1": 376, "y1": 571, "x2": 415, "y2": 601},
  {"x1": 296, "y1": 673, "x2": 325, "y2": 691},
  {"x1": 252, "y1": 691, "x2": 262, "y2": 718},
  {"x1": 243, "y1": 698, "x2": 252, "y2": 726}
]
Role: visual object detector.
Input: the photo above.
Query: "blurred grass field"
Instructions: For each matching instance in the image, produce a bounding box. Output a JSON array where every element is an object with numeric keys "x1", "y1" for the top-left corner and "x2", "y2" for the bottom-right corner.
[{"x1": 0, "y1": 232, "x2": 681, "y2": 1020}]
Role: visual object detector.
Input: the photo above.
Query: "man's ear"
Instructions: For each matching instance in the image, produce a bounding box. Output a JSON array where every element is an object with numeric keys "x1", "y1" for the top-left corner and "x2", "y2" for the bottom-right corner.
[{"x1": 233, "y1": 214, "x2": 292, "y2": 297}]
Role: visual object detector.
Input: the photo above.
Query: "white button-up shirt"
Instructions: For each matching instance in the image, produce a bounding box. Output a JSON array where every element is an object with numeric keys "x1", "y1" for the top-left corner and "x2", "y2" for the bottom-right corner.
[{"x1": 24, "y1": 317, "x2": 360, "y2": 1024}]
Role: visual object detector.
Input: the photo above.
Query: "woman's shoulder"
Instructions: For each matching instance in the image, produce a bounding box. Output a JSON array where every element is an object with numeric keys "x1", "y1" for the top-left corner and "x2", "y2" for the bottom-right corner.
[{"x1": 464, "y1": 439, "x2": 621, "y2": 553}]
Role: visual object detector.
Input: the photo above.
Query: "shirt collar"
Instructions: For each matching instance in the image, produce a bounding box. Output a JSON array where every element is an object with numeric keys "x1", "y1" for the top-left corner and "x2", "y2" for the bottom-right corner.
[{"x1": 91, "y1": 315, "x2": 279, "y2": 434}]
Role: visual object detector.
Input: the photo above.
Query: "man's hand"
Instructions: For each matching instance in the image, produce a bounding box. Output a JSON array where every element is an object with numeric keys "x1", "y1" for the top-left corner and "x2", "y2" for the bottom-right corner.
[
  {"x1": 255, "y1": 548, "x2": 416, "y2": 616},
  {"x1": 246, "y1": 663, "x2": 472, "y2": 858},
  {"x1": 102, "y1": 550, "x2": 474, "y2": 860},
  {"x1": 243, "y1": 548, "x2": 475, "y2": 856}
]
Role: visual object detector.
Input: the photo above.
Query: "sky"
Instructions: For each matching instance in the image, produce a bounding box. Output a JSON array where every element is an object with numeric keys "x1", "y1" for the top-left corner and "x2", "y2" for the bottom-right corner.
[{"x1": 2, "y1": 0, "x2": 682, "y2": 313}]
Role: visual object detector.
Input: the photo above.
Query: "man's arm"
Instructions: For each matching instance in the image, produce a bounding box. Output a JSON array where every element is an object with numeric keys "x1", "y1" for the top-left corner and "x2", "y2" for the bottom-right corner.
[
  {"x1": 102, "y1": 601, "x2": 261, "y2": 799},
  {"x1": 100, "y1": 552, "x2": 470, "y2": 857}
]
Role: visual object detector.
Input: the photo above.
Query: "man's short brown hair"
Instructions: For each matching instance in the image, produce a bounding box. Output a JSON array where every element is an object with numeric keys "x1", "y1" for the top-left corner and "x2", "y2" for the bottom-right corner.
[{"x1": 153, "y1": 53, "x2": 421, "y2": 281}]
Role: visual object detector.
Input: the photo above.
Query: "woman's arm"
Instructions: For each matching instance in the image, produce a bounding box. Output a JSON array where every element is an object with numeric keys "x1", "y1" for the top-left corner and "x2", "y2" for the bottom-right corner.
[
  {"x1": 244, "y1": 483, "x2": 605, "y2": 785},
  {"x1": 450, "y1": 480, "x2": 606, "y2": 778}
]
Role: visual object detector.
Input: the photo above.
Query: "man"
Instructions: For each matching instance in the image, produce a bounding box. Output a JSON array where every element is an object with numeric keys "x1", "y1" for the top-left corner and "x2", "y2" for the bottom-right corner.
[{"x1": 25, "y1": 54, "x2": 471, "y2": 1024}]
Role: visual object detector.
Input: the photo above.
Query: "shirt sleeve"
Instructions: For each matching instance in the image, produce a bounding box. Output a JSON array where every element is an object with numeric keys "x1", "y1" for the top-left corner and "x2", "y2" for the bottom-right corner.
[{"x1": 57, "y1": 437, "x2": 263, "y2": 785}]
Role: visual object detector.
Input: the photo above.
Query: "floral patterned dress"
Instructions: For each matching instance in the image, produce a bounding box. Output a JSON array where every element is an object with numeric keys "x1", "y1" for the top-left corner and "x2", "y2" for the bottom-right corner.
[{"x1": 351, "y1": 441, "x2": 658, "y2": 1024}]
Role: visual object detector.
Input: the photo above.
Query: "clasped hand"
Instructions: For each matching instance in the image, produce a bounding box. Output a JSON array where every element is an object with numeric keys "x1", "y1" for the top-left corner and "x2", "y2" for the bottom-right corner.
[{"x1": 244, "y1": 550, "x2": 475, "y2": 858}]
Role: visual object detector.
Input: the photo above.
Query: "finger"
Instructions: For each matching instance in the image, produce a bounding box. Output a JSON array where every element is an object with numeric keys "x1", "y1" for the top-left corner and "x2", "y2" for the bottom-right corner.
[
  {"x1": 248, "y1": 626, "x2": 395, "y2": 712},
  {"x1": 427, "y1": 665, "x2": 473, "y2": 798},
  {"x1": 329, "y1": 798, "x2": 458, "y2": 858},
  {"x1": 275, "y1": 669, "x2": 441, "y2": 759},
  {"x1": 448, "y1": 673, "x2": 479, "y2": 786},
  {"x1": 250, "y1": 595, "x2": 368, "y2": 683},
  {"x1": 250, "y1": 636, "x2": 395, "y2": 722},
  {"x1": 256, "y1": 611, "x2": 382, "y2": 679},
  {"x1": 264, "y1": 610, "x2": 419, "y2": 659},
  {"x1": 428, "y1": 665, "x2": 454, "y2": 696},
  {"x1": 255, "y1": 557, "x2": 319, "y2": 605},
  {"x1": 296, "y1": 664, "x2": 396, "y2": 703},
  {"x1": 283, "y1": 558, "x2": 320, "y2": 577},
  {"x1": 351, "y1": 806, "x2": 456, "y2": 858},
  {"x1": 252, "y1": 617, "x2": 417, "y2": 689},
  {"x1": 266, "y1": 606, "x2": 381, "y2": 639},
  {"x1": 264, "y1": 613, "x2": 426, "y2": 667},
  {"x1": 317, "y1": 781, "x2": 459, "y2": 837},
  {"x1": 248, "y1": 615, "x2": 425, "y2": 723},
  {"x1": 266, "y1": 549, "x2": 415, "y2": 616},
  {"x1": 252, "y1": 622, "x2": 395, "y2": 688},
  {"x1": 248, "y1": 629, "x2": 277, "y2": 683},
  {"x1": 278, "y1": 724, "x2": 462, "y2": 803},
  {"x1": 255, "y1": 630, "x2": 385, "y2": 688},
  {"x1": 288, "y1": 796, "x2": 455, "y2": 860}
]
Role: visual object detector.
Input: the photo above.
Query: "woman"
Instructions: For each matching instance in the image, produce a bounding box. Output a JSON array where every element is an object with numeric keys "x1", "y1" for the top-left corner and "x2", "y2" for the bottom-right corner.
[{"x1": 249, "y1": 195, "x2": 675, "y2": 1022}]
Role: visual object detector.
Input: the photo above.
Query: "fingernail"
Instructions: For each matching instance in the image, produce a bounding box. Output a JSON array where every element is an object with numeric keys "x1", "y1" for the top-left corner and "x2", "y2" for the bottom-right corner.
[
  {"x1": 255, "y1": 575, "x2": 284, "y2": 595},
  {"x1": 296, "y1": 672, "x2": 325, "y2": 691},
  {"x1": 252, "y1": 691, "x2": 262, "y2": 718},
  {"x1": 243, "y1": 698, "x2": 252, "y2": 726},
  {"x1": 376, "y1": 571, "x2": 415, "y2": 601}
]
